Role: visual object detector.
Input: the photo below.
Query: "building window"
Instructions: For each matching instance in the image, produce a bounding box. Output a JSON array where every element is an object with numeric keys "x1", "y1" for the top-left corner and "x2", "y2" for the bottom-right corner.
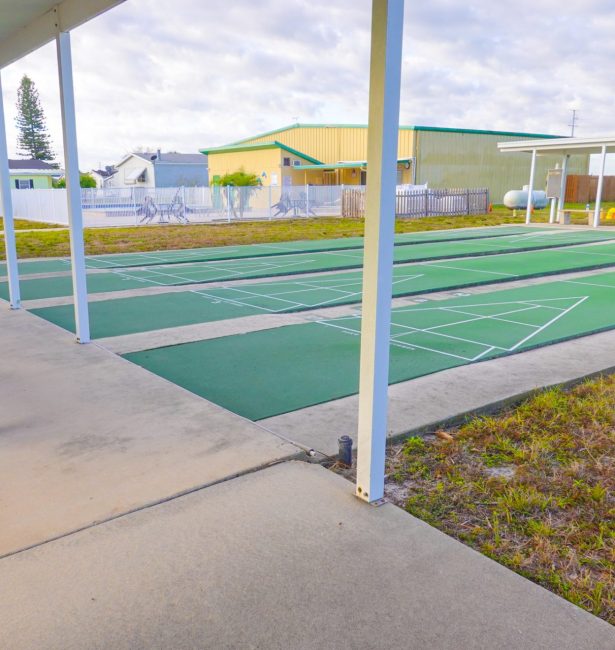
[
  {"x1": 283, "y1": 157, "x2": 291, "y2": 167},
  {"x1": 15, "y1": 179, "x2": 34, "y2": 189}
]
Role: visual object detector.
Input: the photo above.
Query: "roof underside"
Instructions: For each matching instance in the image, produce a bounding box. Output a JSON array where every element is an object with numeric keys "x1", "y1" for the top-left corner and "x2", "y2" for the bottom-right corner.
[
  {"x1": 295, "y1": 157, "x2": 414, "y2": 170},
  {"x1": 0, "y1": 0, "x2": 125, "y2": 69},
  {"x1": 498, "y1": 136, "x2": 615, "y2": 156}
]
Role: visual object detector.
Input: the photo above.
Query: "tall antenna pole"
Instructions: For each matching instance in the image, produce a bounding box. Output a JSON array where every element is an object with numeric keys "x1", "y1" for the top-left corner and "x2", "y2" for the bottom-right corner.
[{"x1": 568, "y1": 109, "x2": 578, "y2": 137}]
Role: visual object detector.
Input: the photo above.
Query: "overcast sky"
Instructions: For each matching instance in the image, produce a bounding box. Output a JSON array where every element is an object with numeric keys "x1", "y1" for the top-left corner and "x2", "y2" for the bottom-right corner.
[{"x1": 2, "y1": 0, "x2": 614, "y2": 173}]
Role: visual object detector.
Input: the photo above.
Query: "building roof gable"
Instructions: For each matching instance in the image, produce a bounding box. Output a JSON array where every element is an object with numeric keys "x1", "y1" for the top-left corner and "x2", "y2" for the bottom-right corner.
[{"x1": 199, "y1": 140, "x2": 322, "y2": 165}]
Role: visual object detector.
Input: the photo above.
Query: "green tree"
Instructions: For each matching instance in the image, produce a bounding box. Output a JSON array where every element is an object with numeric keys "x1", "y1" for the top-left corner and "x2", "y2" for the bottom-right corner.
[
  {"x1": 53, "y1": 173, "x2": 97, "y2": 189},
  {"x1": 15, "y1": 74, "x2": 54, "y2": 161},
  {"x1": 212, "y1": 169, "x2": 262, "y2": 218}
]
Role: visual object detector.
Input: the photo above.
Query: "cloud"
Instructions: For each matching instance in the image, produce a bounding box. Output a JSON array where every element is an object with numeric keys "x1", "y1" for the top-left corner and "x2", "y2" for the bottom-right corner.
[{"x1": 1, "y1": 0, "x2": 613, "y2": 172}]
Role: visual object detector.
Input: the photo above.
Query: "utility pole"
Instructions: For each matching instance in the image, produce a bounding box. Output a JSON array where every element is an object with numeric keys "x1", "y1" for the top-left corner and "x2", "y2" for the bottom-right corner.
[{"x1": 568, "y1": 109, "x2": 578, "y2": 137}]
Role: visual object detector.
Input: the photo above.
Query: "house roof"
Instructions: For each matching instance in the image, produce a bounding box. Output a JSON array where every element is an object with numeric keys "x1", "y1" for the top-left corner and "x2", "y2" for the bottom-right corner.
[
  {"x1": 8, "y1": 158, "x2": 56, "y2": 170},
  {"x1": 91, "y1": 167, "x2": 117, "y2": 178},
  {"x1": 131, "y1": 152, "x2": 207, "y2": 165},
  {"x1": 199, "y1": 141, "x2": 322, "y2": 165},
  {"x1": 226, "y1": 123, "x2": 564, "y2": 146}
]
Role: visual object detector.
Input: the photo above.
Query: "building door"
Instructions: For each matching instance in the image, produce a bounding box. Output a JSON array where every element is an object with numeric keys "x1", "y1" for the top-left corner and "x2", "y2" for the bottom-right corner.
[{"x1": 360, "y1": 170, "x2": 367, "y2": 185}]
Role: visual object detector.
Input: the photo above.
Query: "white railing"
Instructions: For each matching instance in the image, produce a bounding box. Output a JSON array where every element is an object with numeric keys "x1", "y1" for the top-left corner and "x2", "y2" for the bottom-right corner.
[{"x1": 9, "y1": 184, "x2": 489, "y2": 227}]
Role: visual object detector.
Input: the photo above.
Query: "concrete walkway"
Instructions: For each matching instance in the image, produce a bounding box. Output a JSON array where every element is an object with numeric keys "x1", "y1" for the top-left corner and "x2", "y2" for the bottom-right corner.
[
  {"x1": 1, "y1": 462, "x2": 613, "y2": 649},
  {"x1": 0, "y1": 307, "x2": 299, "y2": 557},
  {"x1": 1, "y1": 243, "x2": 614, "y2": 646}
]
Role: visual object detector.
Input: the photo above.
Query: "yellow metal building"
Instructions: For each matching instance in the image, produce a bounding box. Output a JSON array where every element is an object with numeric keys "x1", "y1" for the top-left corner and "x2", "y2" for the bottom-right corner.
[{"x1": 201, "y1": 124, "x2": 589, "y2": 202}]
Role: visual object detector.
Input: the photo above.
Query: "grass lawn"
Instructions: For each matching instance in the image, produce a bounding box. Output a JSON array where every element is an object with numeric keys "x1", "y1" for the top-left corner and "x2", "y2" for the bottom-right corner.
[
  {"x1": 1, "y1": 204, "x2": 614, "y2": 260},
  {"x1": 0, "y1": 218, "x2": 62, "y2": 231},
  {"x1": 383, "y1": 376, "x2": 614, "y2": 624},
  {"x1": 0, "y1": 209, "x2": 553, "y2": 260}
]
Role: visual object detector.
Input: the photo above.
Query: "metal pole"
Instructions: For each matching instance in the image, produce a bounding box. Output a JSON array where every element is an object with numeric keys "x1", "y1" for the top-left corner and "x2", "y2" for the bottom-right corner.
[
  {"x1": 557, "y1": 154, "x2": 569, "y2": 223},
  {"x1": 226, "y1": 185, "x2": 231, "y2": 222},
  {"x1": 355, "y1": 0, "x2": 404, "y2": 504},
  {"x1": 56, "y1": 31, "x2": 90, "y2": 343},
  {"x1": 549, "y1": 198, "x2": 557, "y2": 224},
  {"x1": 525, "y1": 149, "x2": 537, "y2": 225},
  {"x1": 594, "y1": 145, "x2": 607, "y2": 228},
  {"x1": 0, "y1": 72, "x2": 20, "y2": 309}
]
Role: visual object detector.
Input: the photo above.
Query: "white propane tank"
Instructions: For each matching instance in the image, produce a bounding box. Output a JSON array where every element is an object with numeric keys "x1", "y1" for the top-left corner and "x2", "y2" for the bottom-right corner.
[{"x1": 503, "y1": 186, "x2": 548, "y2": 210}]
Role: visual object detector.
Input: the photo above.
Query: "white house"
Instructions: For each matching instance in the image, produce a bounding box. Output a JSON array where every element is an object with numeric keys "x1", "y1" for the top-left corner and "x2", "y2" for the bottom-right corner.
[
  {"x1": 90, "y1": 166, "x2": 117, "y2": 188},
  {"x1": 109, "y1": 150, "x2": 209, "y2": 188}
]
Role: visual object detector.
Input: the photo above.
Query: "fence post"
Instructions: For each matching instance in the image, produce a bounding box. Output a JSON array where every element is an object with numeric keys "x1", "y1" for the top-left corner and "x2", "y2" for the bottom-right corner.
[
  {"x1": 305, "y1": 183, "x2": 310, "y2": 217},
  {"x1": 466, "y1": 188, "x2": 470, "y2": 215},
  {"x1": 132, "y1": 187, "x2": 137, "y2": 226},
  {"x1": 424, "y1": 189, "x2": 429, "y2": 217},
  {"x1": 226, "y1": 185, "x2": 232, "y2": 222},
  {"x1": 268, "y1": 185, "x2": 272, "y2": 220}
]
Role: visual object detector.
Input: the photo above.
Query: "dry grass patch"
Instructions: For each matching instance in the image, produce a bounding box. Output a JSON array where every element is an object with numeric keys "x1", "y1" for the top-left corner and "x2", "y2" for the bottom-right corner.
[
  {"x1": 384, "y1": 377, "x2": 615, "y2": 624},
  {"x1": 2, "y1": 211, "x2": 532, "y2": 260}
]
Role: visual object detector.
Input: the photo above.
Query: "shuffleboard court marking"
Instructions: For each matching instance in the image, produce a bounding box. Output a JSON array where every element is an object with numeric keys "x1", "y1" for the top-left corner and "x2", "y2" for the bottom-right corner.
[
  {"x1": 315, "y1": 296, "x2": 588, "y2": 363},
  {"x1": 117, "y1": 272, "x2": 615, "y2": 421},
  {"x1": 109, "y1": 255, "x2": 329, "y2": 286},
  {"x1": 421, "y1": 261, "x2": 518, "y2": 277},
  {"x1": 189, "y1": 274, "x2": 423, "y2": 313}
]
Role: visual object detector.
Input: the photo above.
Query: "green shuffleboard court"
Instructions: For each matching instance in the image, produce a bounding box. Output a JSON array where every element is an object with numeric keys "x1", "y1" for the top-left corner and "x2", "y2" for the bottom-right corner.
[
  {"x1": 5, "y1": 229, "x2": 615, "y2": 301},
  {"x1": 30, "y1": 242, "x2": 615, "y2": 338},
  {"x1": 0, "y1": 225, "x2": 545, "y2": 277},
  {"x1": 124, "y1": 271, "x2": 615, "y2": 421}
]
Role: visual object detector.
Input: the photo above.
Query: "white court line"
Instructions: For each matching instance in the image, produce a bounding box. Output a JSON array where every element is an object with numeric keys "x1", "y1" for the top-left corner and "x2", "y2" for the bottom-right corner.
[
  {"x1": 315, "y1": 319, "x2": 487, "y2": 362},
  {"x1": 199, "y1": 286, "x2": 318, "y2": 309},
  {"x1": 111, "y1": 267, "x2": 198, "y2": 285},
  {"x1": 316, "y1": 295, "x2": 589, "y2": 362},
  {"x1": 550, "y1": 247, "x2": 615, "y2": 259},
  {"x1": 391, "y1": 296, "x2": 586, "y2": 315},
  {"x1": 190, "y1": 291, "x2": 301, "y2": 313},
  {"x1": 190, "y1": 272, "x2": 423, "y2": 312},
  {"x1": 508, "y1": 296, "x2": 588, "y2": 350},
  {"x1": 563, "y1": 279, "x2": 615, "y2": 290},
  {"x1": 419, "y1": 261, "x2": 518, "y2": 277},
  {"x1": 388, "y1": 311, "x2": 539, "y2": 352}
]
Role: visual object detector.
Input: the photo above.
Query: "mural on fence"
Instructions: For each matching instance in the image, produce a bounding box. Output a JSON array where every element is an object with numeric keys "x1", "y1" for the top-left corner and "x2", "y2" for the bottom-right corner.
[{"x1": 12, "y1": 185, "x2": 490, "y2": 227}]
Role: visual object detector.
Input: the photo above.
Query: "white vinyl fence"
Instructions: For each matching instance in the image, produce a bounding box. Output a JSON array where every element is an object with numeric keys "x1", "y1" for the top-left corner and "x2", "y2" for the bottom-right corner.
[
  {"x1": 11, "y1": 188, "x2": 69, "y2": 225},
  {"x1": 9, "y1": 184, "x2": 489, "y2": 227}
]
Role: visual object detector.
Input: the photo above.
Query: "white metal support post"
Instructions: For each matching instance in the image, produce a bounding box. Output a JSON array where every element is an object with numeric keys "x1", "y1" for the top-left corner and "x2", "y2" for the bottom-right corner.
[
  {"x1": 56, "y1": 31, "x2": 90, "y2": 343},
  {"x1": 594, "y1": 145, "x2": 607, "y2": 228},
  {"x1": 525, "y1": 149, "x2": 537, "y2": 225},
  {"x1": 355, "y1": 0, "x2": 404, "y2": 504},
  {"x1": 557, "y1": 154, "x2": 569, "y2": 223},
  {"x1": 0, "y1": 72, "x2": 20, "y2": 309}
]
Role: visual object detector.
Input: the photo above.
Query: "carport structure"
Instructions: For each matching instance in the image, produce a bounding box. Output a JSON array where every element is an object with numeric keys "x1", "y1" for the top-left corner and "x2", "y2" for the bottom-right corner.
[
  {"x1": 0, "y1": 0, "x2": 406, "y2": 504},
  {"x1": 498, "y1": 136, "x2": 615, "y2": 228},
  {"x1": 0, "y1": 0, "x2": 126, "y2": 339}
]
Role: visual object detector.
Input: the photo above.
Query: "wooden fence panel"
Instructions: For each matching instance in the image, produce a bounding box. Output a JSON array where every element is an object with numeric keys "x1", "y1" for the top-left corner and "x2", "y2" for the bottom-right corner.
[{"x1": 566, "y1": 175, "x2": 615, "y2": 203}]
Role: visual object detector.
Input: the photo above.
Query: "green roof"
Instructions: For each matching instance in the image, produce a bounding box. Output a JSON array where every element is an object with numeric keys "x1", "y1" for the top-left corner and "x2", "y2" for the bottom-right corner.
[
  {"x1": 224, "y1": 123, "x2": 564, "y2": 146},
  {"x1": 199, "y1": 140, "x2": 322, "y2": 165}
]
